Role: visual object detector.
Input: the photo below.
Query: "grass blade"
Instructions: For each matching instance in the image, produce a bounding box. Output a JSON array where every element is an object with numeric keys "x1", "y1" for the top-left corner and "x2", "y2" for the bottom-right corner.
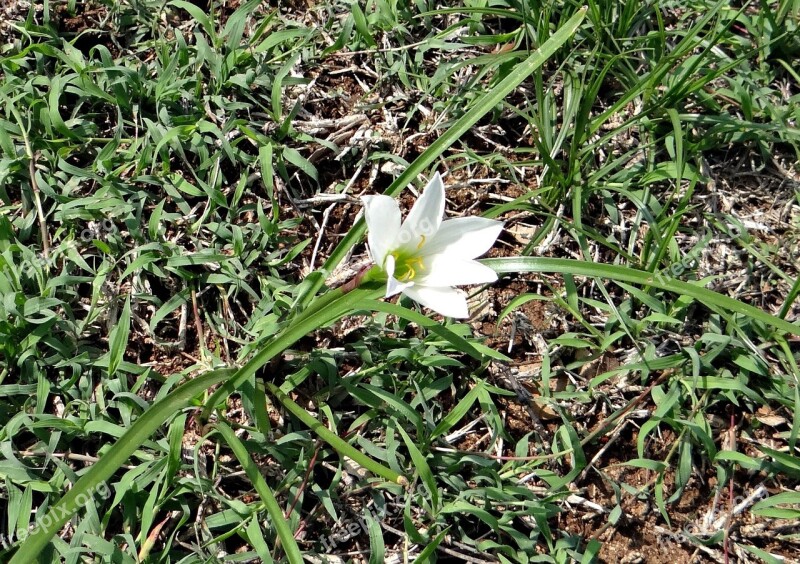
[
  {"x1": 265, "y1": 383, "x2": 407, "y2": 486},
  {"x1": 212, "y1": 422, "x2": 304, "y2": 564},
  {"x1": 482, "y1": 257, "x2": 800, "y2": 336}
]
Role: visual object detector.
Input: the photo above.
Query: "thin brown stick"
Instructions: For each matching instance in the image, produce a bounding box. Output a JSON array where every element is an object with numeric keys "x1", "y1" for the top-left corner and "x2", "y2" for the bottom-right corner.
[
  {"x1": 580, "y1": 368, "x2": 676, "y2": 447},
  {"x1": 287, "y1": 442, "x2": 322, "y2": 522}
]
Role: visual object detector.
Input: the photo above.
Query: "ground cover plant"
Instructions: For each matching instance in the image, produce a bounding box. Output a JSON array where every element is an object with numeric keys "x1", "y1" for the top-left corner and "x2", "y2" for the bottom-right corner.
[{"x1": 0, "y1": 0, "x2": 799, "y2": 562}]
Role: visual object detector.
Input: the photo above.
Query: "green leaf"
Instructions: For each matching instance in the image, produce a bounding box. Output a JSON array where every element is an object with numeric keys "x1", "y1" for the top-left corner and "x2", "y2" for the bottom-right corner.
[
  {"x1": 737, "y1": 544, "x2": 786, "y2": 564},
  {"x1": 169, "y1": 0, "x2": 215, "y2": 37},
  {"x1": 107, "y1": 296, "x2": 130, "y2": 377},
  {"x1": 351, "y1": 2, "x2": 377, "y2": 48},
  {"x1": 752, "y1": 491, "x2": 800, "y2": 519},
  {"x1": 441, "y1": 500, "x2": 498, "y2": 529},
  {"x1": 397, "y1": 426, "x2": 438, "y2": 510},
  {"x1": 366, "y1": 511, "x2": 385, "y2": 564},
  {"x1": 430, "y1": 381, "x2": 483, "y2": 440},
  {"x1": 266, "y1": 383, "x2": 406, "y2": 485},
  {"x1": 412, "y1": 528, "x2": 449, "y2": 562},
  {"x1": 281, "y1": 146, "x2": 317, "y2": 181}
]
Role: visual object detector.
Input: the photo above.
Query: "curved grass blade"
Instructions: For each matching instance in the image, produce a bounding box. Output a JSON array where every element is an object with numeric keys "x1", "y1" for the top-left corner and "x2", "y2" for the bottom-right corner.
[
  {"x1": 211, "y1": 422, "x2": 304, "y2": 564},
  {"x1": 265, "y1": 383, "x2": 407, "y2": 485},
  {"x1": 482, "y1": 257, "x2": 800, "y2": 337}
]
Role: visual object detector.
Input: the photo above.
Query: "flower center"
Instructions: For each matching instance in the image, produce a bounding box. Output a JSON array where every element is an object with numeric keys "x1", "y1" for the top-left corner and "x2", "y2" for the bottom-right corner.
[{"x1": 389, "y1": 250, "x2": 425, "y2": 282}]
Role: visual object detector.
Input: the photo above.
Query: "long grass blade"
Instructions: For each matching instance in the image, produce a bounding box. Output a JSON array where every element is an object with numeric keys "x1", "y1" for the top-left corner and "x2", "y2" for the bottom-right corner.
[
  {"x1": 482, "y1": 257, "x2": 800, "y2": 336},
  {"x1": 212, "y1": 422, "x2": 304, "y2": 564}
]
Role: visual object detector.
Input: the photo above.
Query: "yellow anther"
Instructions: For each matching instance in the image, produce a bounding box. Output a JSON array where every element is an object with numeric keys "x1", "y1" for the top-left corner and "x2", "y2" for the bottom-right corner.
[
  {"x1": 410, "y1": 257, "x2": 424, "y2": 279},
  {"x1": 396, "y1": 256, "x2": 425, "y2": 282},
  {"x1": 416, "y1": 235, "x2": 427, "y2": 250}
]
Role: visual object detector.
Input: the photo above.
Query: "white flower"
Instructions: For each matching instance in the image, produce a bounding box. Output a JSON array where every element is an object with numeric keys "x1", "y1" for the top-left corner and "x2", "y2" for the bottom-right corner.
[{"x1": 361, "y1": 172, "x2": 503, "y2": 318}]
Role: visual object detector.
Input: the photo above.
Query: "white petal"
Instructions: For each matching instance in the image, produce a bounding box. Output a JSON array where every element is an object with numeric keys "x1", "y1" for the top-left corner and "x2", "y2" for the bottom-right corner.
[
  {"x1": 402, "y1": 285, "x2": 470, "y2": 318},
  {"x1": 395, "y1": 172, "x2": 444, "y2": 252},
  {"x1": 361, "y1": 195, "x2": 401, "y2": 267},
  {"x1": 385, "y1": 253, "x2": 395, "y2": 278},
  {"x1": 384, "y1": 254, "x2": 413, "y2": 297},
  {"x1": 416, "y1": 256, "x2": 498, "y2": 287},
  {"x1": 387, "y1": 277, "x2": 414, "y2": 298},
  {"x1": 422, "y1": 217, "x2": 503, "y2": 259}
]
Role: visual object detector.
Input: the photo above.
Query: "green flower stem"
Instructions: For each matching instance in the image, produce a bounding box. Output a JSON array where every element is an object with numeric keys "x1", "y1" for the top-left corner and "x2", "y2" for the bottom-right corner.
[{"x1": 266, "y1": 383, "x2": 408, "y2": 486}]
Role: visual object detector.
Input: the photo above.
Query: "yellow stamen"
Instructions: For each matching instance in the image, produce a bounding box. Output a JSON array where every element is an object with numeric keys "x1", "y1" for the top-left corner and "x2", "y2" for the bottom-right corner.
[
  {"x1": 393, "y1": 254, "x2": 425, "y2": 282},
  {"x1": 409, "y1": 256, "x2": 424, "y2": 280},
  {"x1": 416, "y1": 235, "x2": 426, "y2": 250}
]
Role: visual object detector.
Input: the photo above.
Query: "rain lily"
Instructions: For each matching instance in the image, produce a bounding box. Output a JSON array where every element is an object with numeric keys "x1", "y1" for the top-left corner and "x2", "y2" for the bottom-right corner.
[{"x1": 361, "y1": 172, "x2": 503, "y2": 318}]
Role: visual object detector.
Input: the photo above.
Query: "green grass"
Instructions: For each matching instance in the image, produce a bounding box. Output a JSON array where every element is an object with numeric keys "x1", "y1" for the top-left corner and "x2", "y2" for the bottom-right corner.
[{"x1": 0, "y1": 0, "x2": 799, "y2": 562}]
